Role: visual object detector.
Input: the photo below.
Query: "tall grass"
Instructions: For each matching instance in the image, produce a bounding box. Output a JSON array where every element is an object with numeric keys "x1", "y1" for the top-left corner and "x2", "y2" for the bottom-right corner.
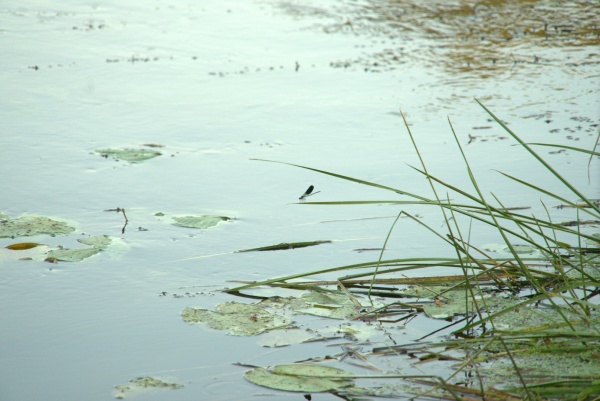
[{"x1": 228, "y1": 101, "x2": 600, "y2": 399}]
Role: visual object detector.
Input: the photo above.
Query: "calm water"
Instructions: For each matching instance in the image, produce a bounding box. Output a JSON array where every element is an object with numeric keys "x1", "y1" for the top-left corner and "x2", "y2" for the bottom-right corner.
[{"x1": 1, "y1": 0, "x2": 598, "y2": 400}]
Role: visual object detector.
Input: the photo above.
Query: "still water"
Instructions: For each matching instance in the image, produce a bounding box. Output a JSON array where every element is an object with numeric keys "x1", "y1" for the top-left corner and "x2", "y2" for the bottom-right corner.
[{"x1": 1, "y1": 0, "x2": 598, "y2": 400}]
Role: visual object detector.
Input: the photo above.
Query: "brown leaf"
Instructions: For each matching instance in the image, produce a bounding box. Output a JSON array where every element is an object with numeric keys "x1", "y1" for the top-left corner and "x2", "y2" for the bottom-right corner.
[{"x1": 5, "y1": 242, "x2": 44, "y2": 250}]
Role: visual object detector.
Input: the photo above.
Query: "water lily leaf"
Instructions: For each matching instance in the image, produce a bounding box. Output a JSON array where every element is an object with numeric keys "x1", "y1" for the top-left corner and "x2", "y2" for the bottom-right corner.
[
  {"x1": 171, "y1": 215, "x2": 231, "y2": 229},
  {"x1": 5, "y1": 242, "x2": 45, "y2": 250},
  {"x1": 0, "y1": 215, "x2": 76, "y2": 238},
  {"x1": 114, "y1": 376, "x2": 183, "y2": 399},
  {"x1": 77, "y1": 235, "x2": 112, "y2": 250},
  {"x1": 96, "y1": 148, "x2": 161, "y2": 162},
  {"x1": 290, "y1": 291, "x2": 360, "y2": 319},
  {"x1": 483, "y1": 243, "x2": 541, "y2": 256},
  {"x1": 244, "y1": 364, "x2": 354, "y2": 393},
  {"x1": 401, "y1": 285, "x2": 496, "y2": 319},
  {"x1": 47, "y1": 247, "x2": 100, "y2": 262},
  {"x1": 181, "y1": 302, "x2": 292, "y2": 336},
  {"x1": 257, "y1": 329, "x2": 318, "y2": 348}
]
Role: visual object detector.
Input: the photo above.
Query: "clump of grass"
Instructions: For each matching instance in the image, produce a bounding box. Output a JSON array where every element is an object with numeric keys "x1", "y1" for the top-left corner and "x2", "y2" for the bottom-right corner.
[{"x1": 227, "y1": 100, "x2": 599, "y2": 399}]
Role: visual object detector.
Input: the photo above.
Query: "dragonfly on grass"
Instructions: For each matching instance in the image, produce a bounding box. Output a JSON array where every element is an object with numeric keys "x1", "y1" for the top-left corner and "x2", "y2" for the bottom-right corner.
[{"x1": 299, "y1": 185, "x2": 320, "y2": 202}]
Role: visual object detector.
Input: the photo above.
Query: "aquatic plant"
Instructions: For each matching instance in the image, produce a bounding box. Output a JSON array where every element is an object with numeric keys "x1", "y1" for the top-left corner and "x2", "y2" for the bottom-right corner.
[{"x1": 228, "y1": 100, "x2": 600, "y2": 399}]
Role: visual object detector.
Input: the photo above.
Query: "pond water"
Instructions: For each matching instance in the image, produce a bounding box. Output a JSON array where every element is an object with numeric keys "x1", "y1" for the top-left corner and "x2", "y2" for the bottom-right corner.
[{"x1": 1, "y1": 0, "x2": 598, "y2": 400}]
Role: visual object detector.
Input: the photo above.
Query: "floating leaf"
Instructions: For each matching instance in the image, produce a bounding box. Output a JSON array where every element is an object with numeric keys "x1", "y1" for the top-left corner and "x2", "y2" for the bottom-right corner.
[
  {"x1": 401, "y1": 285, "x2": 499, "y2": 319},
  {"x1": 47, "y1": 247, "x2": 100, "y2": 262},
  {"x1": 96, "y1": 148, "x2": 161, "y2": 163},
  {"x1": 290, "y1": 290, "x2": 360, "y2": 319},
  {"x1": 236, "y1": 240, "x2": 331, "y2": 252},
  {"x1": 0, "y1": 243, "x2": 51, "y2": 263},
  {"x1": 257, "y1": 329, "x2": 318, "y2": 348},
  {"x1": 483, "y1": 243, "x2": 542, "y2": 256},
  {"x1": 114, "y1": 376, "x2": 183, "y2": 399},
  {"x1": 181, "y1": 302, "x2": 292, "y2": 336},
  {"x1": 0, "y1": 215, "x2": 76, "y2": 238},
  {"x1": 5, "y1": 242, "x2": 44, "y2": 250},
  {"x1": 244, "y1": 364, "x2": 354, "y2": 393},
  {"x1": 77, "y1": 235, "x2": 112, "y2": 250},
  {"x1": 171, "y1": 215, "x2": 231, "y2": 229}
]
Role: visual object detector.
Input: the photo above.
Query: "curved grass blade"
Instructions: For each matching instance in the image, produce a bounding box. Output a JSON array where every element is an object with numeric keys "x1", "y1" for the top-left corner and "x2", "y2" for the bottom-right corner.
[
  {"x1": 476, "y1": 99, "x2": 600, "y2": 215},
  {"x1": 526, "y1": 142, "x2": 600, "y2": 157}
]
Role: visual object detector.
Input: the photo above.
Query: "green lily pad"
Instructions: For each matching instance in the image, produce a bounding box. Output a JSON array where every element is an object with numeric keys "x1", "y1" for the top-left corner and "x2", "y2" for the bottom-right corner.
[
  {"x1": 244, "y1": 364, "x2": 354, "y2": 393},
  {"x1": 96, "y1": 148, "x2": 161, "y2": 162},
  {"x1": 0, "y1": 214, "x2": 76, "y2": 238},
  {"x1": 171, "y1": 215, "x2": 231, "y2": 229},
  {"x1": 181, "y1": 302, "x2": 292, "y2": 336}
]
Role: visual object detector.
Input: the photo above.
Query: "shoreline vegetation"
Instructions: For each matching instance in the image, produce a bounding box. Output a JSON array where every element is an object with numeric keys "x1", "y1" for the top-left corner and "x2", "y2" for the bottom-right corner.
[{"x1": 226, "y1": 101, "x2": 600, "y2": 399}]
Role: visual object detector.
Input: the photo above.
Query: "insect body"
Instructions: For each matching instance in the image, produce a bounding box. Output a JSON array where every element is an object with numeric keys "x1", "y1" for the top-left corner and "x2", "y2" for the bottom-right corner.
[{"x1": 299, "y1": 185, "x2": 320, "y2": 201}]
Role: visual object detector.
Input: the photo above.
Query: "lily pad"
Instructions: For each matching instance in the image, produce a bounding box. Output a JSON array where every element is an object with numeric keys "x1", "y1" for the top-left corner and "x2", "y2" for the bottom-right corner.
[
  {"x1": 96, "y1": 148, "x2": 161, "y2": 162},
  {"x1": 77, "y1": 235, "x2": 112, "y2": 250},
  {"x1": 401, "y1": 285, "x2": 494, "y2": 319},
  {"x1": 171, "y1": 215, "x2": 231, "y2": 229},
  {"x1": 244, "y1": 364, "x2": 354, "y2": 393},
  {"x1": 47, "y1": 247, "x2": 100, "y2": 262},
  {"x1": 0, "y1": 214, "x2": 76, "y2": 238},
  {"x1": 483, "y1": 243, "x2": 542, "y2": 256},
  {"x1": 181, "y1": 302, "x2": 292, "y2": 336},
  {"x1": 290, "y1": 290, "x2": 361, "y2": 319},
  {"x1": 46, "y1": 236, "x2": 119, "y2": 262},
  {"x1": 114, "y1": 376, "x2": 183, "y2": 399}
]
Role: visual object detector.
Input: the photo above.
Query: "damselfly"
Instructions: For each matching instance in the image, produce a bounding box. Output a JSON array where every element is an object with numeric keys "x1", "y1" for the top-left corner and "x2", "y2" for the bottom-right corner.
[{"x1": 299, "y1": 185, "x2": 320, "y2": 202}]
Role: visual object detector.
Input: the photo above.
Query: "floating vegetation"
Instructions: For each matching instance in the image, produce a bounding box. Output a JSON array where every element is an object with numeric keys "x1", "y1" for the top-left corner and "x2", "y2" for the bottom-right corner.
[
  {"x1": 46, "y1": 235, "x2": 116, "y2": 262},
  {"x1": 95, "y1": 148, "x2": 162, "y2": 162},
  {"x1": 0, "y1": 213, "x2": 76, "y2": 238},
  {"x1": 244, "y1": 364, "x2": 354, "y2": 393},
  {"x1": 181, "y1": 290, "x2": 385, "y2": 338},
  {"x1": 47, "y1": 247, "x2": 101, "y2": 262},
  {"x1": 181, "y1": 302, "x2": 293, "y2": 336},
  {"x1": 236, "y1": 240, "x2": 331, "y2": 252},
  {"x1": 77, "y1": 235, "x2": 113, "y2": 249},
  {"x1": 290, "y1": 290, "x2": 365, "y2": 320},
  {"x1": 171, "y1": 214, "x2": 232, "y2": 229},
  {"x1": 154, "y1": 212, "x2": 233, "y2": 230},
  {"x1": 113, "y1": 376, "x2": 183, "y2": 399}
]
